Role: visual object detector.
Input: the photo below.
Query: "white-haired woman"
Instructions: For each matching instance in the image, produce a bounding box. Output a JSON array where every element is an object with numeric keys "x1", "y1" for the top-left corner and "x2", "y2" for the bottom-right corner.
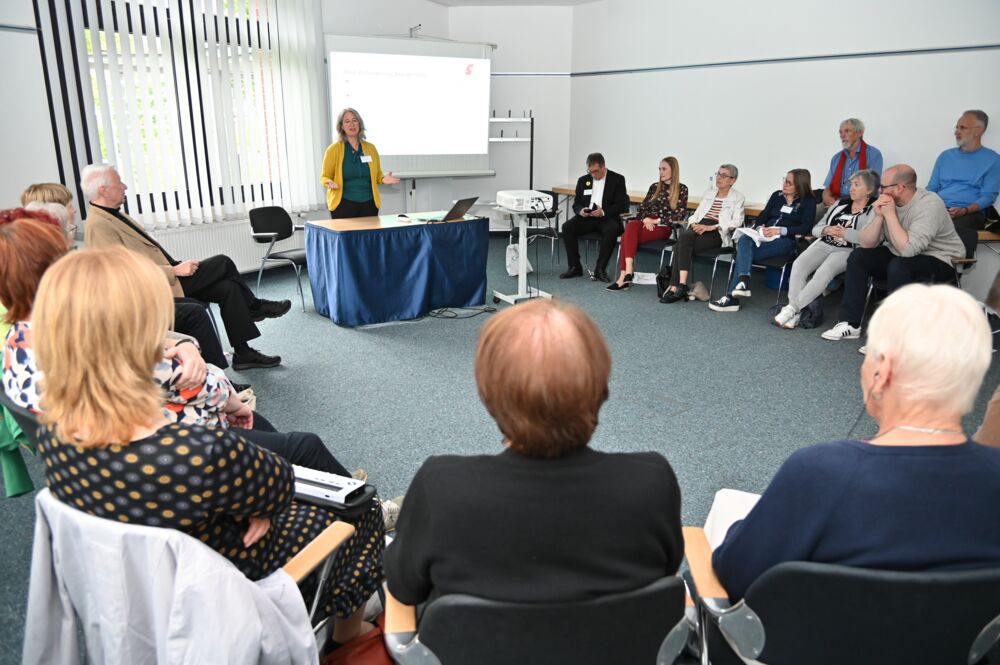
[
  {"x1": 774, "y1": 168, "x2": 880, "y2": 328},
  {"x1": 706, "y1": 284, "x2": 1000, "y2": 602},
  {"x1": 320, "y1": 108, "x2": 400, "y2": 219}
]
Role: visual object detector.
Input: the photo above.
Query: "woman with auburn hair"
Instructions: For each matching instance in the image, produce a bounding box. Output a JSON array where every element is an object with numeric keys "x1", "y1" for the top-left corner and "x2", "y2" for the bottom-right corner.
[
  {"x1": 385, "y1": 299, "x2": 683, "y2": 606},
  {"x1": 31, "y1": 247, "x2": 384, "y2": 645},
  {"x1": 0, "y1": 215, "x2": 370, "y2": 487},
  {"x1": 607, "y1": 156, "x2": 689, "y2": 291}
]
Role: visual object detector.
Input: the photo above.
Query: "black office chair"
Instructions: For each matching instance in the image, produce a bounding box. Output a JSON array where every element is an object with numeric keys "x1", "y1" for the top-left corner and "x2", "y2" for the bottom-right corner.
[
  {"x1": 248, "y1": 206, "x2": 307, "y2": 311},
  {"x1": 723, "y1": 249, "x2": 796, "y2": 305},
  {"x1": 689, "y1": 560, "x2": 1000, "y2": 665},
  {"x1": 510, "y1": 190, "x2": 561, "y2": 265},
  {"x1": 384, "y1": 577, "x2": 690, "y2": 665}
]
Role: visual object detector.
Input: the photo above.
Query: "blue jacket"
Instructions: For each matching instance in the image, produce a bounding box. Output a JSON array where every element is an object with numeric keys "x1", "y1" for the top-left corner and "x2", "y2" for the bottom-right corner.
[{"x1": 754, "y1": 190, "x2": 816, "y2": 237}]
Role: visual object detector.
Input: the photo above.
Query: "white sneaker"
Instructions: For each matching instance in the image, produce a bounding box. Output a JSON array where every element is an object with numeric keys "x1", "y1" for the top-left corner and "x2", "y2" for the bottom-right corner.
[
  {"x1": 732, "y1": 281, "x2": 751, "y2": 298},
  {"x1": 858, "y1": 345, "x2": 868, "y2": 355},
  {"x1": 784, "y1": 312, "x2": 801, "y2": 329},
  {"x1": 382, "y1": 495, "x2": 405, "y2": 532},
  {"x1": 773, "y1": 305, "x2": 797, "y2": 328},
  {"x1": 821, "y1": 321, "x2": 862, "y2": 340}
]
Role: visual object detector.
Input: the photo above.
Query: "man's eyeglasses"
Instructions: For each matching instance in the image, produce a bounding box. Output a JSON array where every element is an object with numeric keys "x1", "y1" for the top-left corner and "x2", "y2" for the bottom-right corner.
[
  {"x1": 879, "y1": 184, "x2": 899, "y2": 191},
  {"x1": 715, "y1": 172, "x2": 734, "y2": 179}
]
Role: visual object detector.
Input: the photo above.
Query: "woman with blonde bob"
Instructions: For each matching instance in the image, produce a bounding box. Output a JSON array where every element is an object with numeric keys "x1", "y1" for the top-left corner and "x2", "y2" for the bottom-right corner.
[
  {"x1": 320, "y1": 107, "x2": 400, "y2": 219},
  {"x1": 32, "y1": 247, "x2": 384, "y2": 645},
  {"x1": 707, "y1": 284, "x2": 1000, "y2": 604},
  {"x1": 385, "y1": 299, "x2": 683, "y2": 606}
]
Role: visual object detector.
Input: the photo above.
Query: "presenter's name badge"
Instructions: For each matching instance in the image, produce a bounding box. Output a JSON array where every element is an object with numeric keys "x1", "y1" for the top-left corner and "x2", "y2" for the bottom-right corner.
[{"x1": 361, "y1": 155, "x2": 373, "y2": 163}]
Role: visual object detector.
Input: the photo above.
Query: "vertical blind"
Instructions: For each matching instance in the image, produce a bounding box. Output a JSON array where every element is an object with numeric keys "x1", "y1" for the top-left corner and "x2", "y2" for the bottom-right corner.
[{"x1": 35, "y1": 0, "x2": 326, "y2": 231}]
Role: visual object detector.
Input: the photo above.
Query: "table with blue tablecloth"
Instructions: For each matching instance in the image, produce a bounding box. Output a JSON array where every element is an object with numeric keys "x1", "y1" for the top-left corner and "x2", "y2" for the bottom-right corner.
[{"x1": 305, "y1": 214, "x2": 489, "y2": 327}]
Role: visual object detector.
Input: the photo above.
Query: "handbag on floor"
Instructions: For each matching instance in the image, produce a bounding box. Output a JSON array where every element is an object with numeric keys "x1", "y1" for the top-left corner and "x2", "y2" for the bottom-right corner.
[{"x1": 321, "y1": 613, "x2": 392, "y2": 665}]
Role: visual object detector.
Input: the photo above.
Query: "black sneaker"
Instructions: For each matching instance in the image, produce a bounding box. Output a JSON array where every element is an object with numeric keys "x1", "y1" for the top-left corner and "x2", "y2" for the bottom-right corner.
[
  {"x1": 232, "y1": 348, "x2": 282, "y2": 370},
  {"x1": 251, "y1": 299, "x2": 291, "y2": 322},
  {"x1": 708, "y1": 295, "x2": 741, "y2": 312}
]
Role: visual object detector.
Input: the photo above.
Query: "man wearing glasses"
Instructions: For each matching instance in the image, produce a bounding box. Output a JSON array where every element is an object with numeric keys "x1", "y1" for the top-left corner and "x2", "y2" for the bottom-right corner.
[
  {"x1": 927, "y1": 110, "x2": 1000, "y2": 232},
  {"x1": 823, "y1": 164, "x2": 965, "y2": 342}
]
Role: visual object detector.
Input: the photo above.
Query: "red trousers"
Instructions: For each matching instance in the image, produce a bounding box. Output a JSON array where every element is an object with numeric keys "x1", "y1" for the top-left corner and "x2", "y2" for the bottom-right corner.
[{"x1": 618, "y1": 220, "x2": 673, "y2": 271}]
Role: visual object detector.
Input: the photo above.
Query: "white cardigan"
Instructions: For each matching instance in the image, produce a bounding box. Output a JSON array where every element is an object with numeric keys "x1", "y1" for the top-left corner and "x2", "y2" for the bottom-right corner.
[{"x1": 687, "y1": 187, "x2": 746, "y2": 247}]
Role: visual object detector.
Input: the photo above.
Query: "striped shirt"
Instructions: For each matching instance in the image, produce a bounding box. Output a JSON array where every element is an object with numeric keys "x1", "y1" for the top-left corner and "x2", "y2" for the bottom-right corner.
[{"x1": 705, "y1": 198, "x2": 723, "y2": 221}]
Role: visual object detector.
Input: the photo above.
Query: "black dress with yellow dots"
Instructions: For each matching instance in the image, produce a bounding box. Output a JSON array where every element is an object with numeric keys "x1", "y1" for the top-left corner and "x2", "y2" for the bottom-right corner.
[{"x1": 39, "y1": 422, "x2": 384, "y2": 618}]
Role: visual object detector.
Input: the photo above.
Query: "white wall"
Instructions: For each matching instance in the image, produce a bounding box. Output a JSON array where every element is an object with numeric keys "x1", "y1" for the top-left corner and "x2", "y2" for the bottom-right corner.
[
  {"x1": 0, "y1": 1, "x2": 59, "y2": 208},
  {"x1": 449, "y1": 6, "x2": 573, "y2": 227},
  {"x1": 568, "y1": 0, "x2": 1000, "y2": 205}
]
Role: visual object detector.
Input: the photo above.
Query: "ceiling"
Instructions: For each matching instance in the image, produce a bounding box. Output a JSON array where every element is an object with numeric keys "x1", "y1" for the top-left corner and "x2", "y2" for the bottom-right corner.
[{"x1": 430, "y1": 0, "x2": 592, "y2": 6}]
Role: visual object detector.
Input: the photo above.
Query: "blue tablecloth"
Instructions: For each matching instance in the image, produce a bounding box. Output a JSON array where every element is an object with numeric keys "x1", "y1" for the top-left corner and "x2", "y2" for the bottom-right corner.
[{"x1": 306, "y1": 217, "x2": 489, "y2": 327}]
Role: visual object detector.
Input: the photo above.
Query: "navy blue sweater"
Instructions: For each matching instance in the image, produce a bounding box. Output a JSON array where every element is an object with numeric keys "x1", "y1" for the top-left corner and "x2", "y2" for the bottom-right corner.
[
  {"x1": 754, "y1": 190, "x2": 816, "y2": 237},
  {"x1": 712, "y1": 439, "x2": 1000, "y2": 600}
]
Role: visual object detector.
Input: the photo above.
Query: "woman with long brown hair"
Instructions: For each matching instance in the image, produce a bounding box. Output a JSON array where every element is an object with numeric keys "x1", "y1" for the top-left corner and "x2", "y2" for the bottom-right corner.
[{"x1": 606, "y1": 156, "x2": 689, "y2": 291}]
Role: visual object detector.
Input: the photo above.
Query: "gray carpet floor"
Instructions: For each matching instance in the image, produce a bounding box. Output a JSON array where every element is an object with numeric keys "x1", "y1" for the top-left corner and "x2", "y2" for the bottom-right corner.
[{"x1": 1, "y1": 235, "x2": 997, "y2": 660}]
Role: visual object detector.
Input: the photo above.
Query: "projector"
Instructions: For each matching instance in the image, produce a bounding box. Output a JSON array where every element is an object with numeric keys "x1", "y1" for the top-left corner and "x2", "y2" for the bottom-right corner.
[{"x1": 497, "y1": 190, "x2": 553, "y2": 212}]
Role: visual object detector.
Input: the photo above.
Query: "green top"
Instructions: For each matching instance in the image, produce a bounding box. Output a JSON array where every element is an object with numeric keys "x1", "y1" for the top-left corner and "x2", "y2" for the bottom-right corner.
[{"x1": 342, "y1": 140, "x2": 374, "y2": 203}]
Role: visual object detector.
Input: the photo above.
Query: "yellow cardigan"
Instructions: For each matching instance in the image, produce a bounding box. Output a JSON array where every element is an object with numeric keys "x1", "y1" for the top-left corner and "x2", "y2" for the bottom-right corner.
[{"x1": 320, "y1": 140, "x2": 386, "y2": 212}]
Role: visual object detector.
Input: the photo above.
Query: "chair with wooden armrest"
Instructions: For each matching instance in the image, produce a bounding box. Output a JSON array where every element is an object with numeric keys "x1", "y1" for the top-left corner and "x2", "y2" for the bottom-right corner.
[
  {"x1": 683, "y1": 526, "x2": 1000, "y2": 665},
  {"x1": 382, "y1": 577, "x2": 690, "y2": 665}
]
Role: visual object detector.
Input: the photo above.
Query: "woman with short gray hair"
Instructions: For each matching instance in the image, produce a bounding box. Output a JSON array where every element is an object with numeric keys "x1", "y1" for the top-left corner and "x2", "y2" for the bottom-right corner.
[{"x1": 774, "y1": 168, "x2": 880, "y2": 328}]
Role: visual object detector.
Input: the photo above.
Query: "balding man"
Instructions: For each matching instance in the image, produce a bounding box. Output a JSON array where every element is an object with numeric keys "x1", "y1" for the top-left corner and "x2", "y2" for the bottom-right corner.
[
  {"x1": 928, "y1": 110, "x2": 1000, "y2": 232},
  {"x1": 81, "y1": 164, "x2": 290, "y2": 370},
  {"x1": 821, "y1": 118, "x2": 883, "y2": 207},
  {"x1": 823, "y1": 164, "x2": 965, "y2": 342}
]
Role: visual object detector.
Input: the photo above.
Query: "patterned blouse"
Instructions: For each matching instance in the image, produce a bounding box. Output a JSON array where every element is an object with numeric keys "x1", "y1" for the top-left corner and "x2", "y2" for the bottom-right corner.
[
  {"x1": 3, "y1": 321, "x2": 231, "y2": 427},
  {"x1": 39, "y1": 423, "x2": 383, "y2": 616},
  {"x1": 635, "y1": 182, "x2": 689, "y2": 223}
]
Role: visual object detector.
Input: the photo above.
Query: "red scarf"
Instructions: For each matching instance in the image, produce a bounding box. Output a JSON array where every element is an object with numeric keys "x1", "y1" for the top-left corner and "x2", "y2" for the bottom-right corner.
[{"x1": 829, "y1": 140, "x2": 868, "y2": 197}]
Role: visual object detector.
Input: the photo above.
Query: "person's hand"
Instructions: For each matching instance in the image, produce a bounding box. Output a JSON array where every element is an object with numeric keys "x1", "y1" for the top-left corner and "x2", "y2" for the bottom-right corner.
[
  {"x1": 642, "y1": 217, "x2": 657, "y2": 232},
  {"x1": 225, "y1": 401, "x2": 254, "y2": 430},
  {"x1": 382, "y1": 172, "x2": 400, "y2": 185},
  {"x1": 163, "y1": 342, "x2": 207, "y2": 391},
  {"x1": 238, "y1": 515, "x2": 271, "y2": 548},
  {"x1": 874, "y1": 194, "x2": 895, "y2": 214},
  {"x1": 324, "y1": 180, "x2": 339, "y2": 190},
  {"x1": 173, "y1": 260, "x2": 199, "y2": 277},
  {"x1": 822, "y1": 188, "x2": 837, "y2": 206},
  {"x1": 761, "y1": 227, "x2": 781, "y2": 238},
  {"x1": 592, "y1": 206, "x2": 605, "y2": 218},
  {"x1": 948, "y1": 206, "x2": 967, "y2": 219},
  {"x1": 690, "y1": 223, "x2": 712, "y2": 235},
  {"x1": 823, "y1": 226, "x2": 846, "y2": 239},
  {"x1": 580, "y1": 207, "x2": 591, "y2": 217}
]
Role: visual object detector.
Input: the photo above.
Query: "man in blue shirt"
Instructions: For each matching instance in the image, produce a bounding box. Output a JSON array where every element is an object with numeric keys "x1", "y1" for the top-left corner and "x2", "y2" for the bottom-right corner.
[
  {"x1": 822, "y1": 118, "x2": 883, "y2": 207},
  {"x1": 927, "y1": 110, "x2": 1000, "y2": 232}
]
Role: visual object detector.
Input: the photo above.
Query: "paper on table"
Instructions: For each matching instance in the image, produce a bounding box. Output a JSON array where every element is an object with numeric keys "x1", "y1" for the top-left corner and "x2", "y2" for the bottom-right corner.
[{"x1": 732, "y1": 226, "x2": 779, "y2": 247}]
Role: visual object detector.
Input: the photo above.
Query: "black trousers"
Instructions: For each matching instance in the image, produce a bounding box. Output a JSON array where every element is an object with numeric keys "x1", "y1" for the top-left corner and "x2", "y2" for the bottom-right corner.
[
  {"x1": 330, "y1": 198, "x2": 378, "y2": 219},
  {"x1": 839, "y1": 246, "x2": 955, "y2": 326},
  {"x1": 669, "y1": 228, "x2": 723, "y2": 286},
  {"x1": 173, "y1": 298, "x2": 228, "y2": 368},
  {"x1": 232, "y1": 427, "x2": 350, "y2": 475},
  {"x1": 178, "y1": 255, "x2": 260, "y2": 348},
  {"x1": 561, "y1": 214, "x2": 623, "y2": 271},
  {"x1": 953, "y1": 211, "x2": 986, "y2": 233}
]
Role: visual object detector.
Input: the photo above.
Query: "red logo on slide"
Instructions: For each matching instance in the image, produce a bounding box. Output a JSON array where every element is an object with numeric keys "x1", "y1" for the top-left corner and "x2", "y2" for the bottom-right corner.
[{"x1": 465, "y1": 64, "x2": 473, "y2": 75}]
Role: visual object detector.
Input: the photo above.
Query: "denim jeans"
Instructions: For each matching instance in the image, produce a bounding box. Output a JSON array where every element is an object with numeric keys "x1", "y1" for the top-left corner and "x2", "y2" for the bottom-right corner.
[{"x1": 727, "y1": 233, "x2": 795, "y2": 293}]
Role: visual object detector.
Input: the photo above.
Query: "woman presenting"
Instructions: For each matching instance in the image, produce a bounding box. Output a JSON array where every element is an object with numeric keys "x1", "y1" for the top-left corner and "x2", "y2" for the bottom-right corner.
[{"x1": 321, "y1": 108, "x2": 400, "y2": 219}]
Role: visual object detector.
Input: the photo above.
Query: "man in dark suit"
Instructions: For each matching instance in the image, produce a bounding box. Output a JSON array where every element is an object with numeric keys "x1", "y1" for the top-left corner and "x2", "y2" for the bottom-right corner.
[
  {"x1": 81, "y1": 164, "x2": 290, "y2": 370},
  {"x1": 559, "y1": 153, "x2": 630, "y2": 282}
]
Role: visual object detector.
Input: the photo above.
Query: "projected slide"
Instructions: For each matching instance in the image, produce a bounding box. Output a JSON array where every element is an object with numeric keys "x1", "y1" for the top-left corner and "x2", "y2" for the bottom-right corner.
[{"x1": 328, "y1": 52, "x2": 490, "y2": 156}]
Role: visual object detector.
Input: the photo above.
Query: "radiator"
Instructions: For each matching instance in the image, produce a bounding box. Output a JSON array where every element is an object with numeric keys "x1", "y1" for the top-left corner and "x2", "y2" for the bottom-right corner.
[{"x1": 152, "y1": 219, "x2": 305, "y2": 275}]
